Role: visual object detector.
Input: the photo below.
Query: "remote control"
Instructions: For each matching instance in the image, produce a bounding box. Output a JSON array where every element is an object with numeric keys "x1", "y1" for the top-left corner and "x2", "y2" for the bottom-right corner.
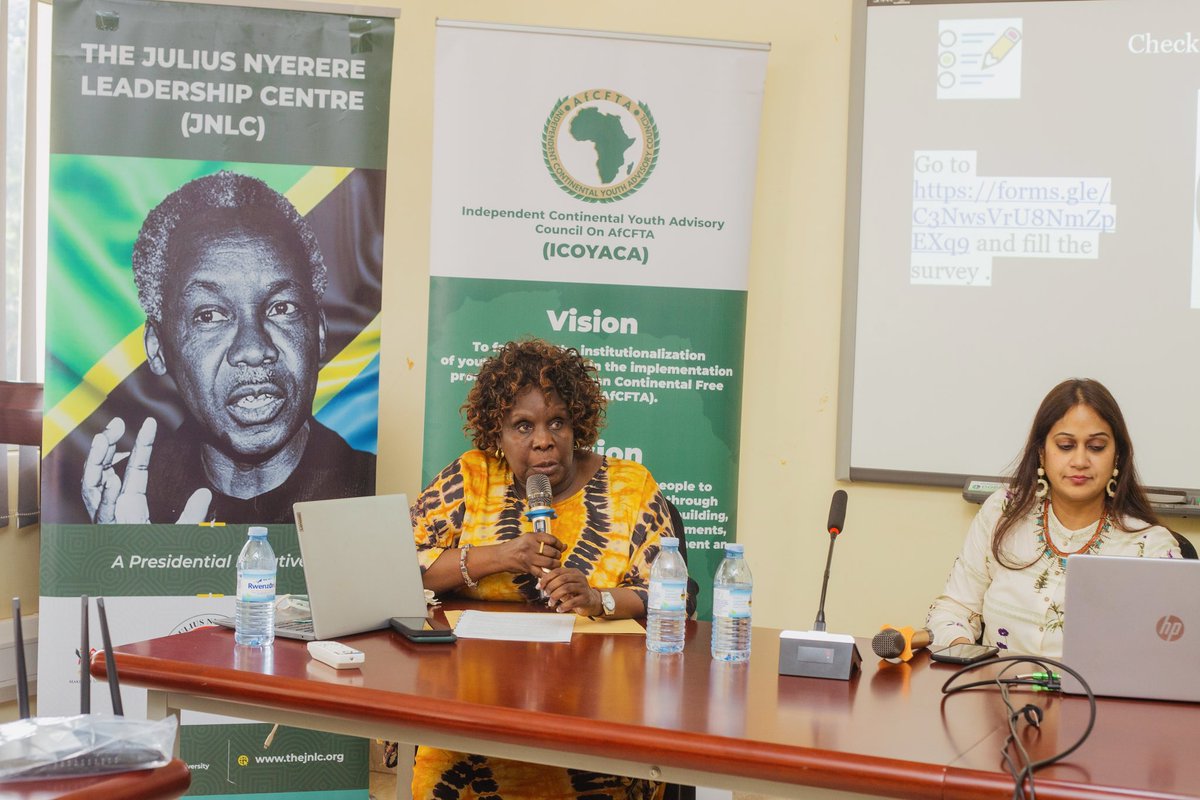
[{"x1": 306, "y1": 640, "x2": 365, "y2": 669}]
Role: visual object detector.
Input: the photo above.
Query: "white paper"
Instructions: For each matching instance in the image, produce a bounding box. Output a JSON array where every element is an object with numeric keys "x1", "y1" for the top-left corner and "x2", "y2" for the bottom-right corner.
[{"x1": 452, "y1": 611, "x2": 575, "y2": 642}]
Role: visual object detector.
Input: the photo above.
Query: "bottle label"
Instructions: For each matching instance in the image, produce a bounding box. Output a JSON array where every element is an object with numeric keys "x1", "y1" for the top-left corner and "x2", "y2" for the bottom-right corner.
[
  {"x1": 648, "y1": 579, "x2": 687, "y2": 612},
  {"x1": 713, "y1": 586, "x2": 751, "y2": 619},
  {"x1": 238, "y1": 570, "x2": 276, "y2": 602}
]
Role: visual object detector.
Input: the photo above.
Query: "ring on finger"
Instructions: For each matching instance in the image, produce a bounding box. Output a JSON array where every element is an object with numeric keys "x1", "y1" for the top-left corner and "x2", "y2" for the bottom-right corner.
[{"x1": 538, "y1": 541, "x2": 545, "y2": 555}]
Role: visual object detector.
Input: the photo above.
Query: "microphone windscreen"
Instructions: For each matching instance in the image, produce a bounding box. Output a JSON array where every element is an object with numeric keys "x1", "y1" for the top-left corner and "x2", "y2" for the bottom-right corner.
[
  {"x1": 872, "y1": 627, "x2": 907, "y2": 660},
  {"x1": 827, "y1": 490, "x2": 848, "y2": 534},
  {"x1": 526, "y1": 474, "x2": 553, "y2": 508}
]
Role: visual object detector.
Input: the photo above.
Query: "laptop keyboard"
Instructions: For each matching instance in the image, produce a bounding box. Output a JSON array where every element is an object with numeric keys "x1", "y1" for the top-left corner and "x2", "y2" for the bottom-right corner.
[{"x1": 277, "y1": 618, "x2": 314, "y2": 635}]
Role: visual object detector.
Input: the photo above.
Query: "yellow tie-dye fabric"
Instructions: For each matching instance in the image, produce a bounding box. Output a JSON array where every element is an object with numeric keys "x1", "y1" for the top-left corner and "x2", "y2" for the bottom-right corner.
[
  {"x1": 409, "y1": 449, "x2": 671, "y2": 800},
  {"x1": 411, "y1": 449, "x2": 671, "y2": 606}
]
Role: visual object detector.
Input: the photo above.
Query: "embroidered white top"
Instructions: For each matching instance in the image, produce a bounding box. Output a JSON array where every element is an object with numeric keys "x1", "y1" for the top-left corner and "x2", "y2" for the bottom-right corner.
[{"x1": 926, "y1": 489, "x2": 1181, "y2": 657}]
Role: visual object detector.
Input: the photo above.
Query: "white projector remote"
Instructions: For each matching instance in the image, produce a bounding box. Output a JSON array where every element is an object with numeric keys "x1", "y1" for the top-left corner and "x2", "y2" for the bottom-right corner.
[{"x1": 306, "y1": 640, "x2": 365, "y2": 669}]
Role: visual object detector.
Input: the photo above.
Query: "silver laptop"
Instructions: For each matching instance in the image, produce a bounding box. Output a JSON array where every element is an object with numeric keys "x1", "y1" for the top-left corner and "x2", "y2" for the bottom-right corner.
[
  {"x1": 217, "y1": 493, "x2": 428, "y2": 641},
  {"x1": 1061, "y1": 554, "x2": 1200, "y2": 702}
]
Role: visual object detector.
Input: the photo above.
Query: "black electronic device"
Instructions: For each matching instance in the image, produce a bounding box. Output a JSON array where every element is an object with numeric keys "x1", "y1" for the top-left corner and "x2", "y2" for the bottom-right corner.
[
  {"x1": 930, "y1": 643, "x2": 999, "y2": 665},
  {"x1": 390, "y1": 616, "x2": 457, "y2": 643}
]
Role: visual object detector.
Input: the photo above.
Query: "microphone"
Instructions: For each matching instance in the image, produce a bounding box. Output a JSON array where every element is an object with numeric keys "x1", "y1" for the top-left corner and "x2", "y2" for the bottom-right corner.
[
  {"x1": 525, "y1": 474, "x2": 556, "y2": 596},
  {"x1": 827, "y1": 489, "x2": 848, "y2": 536},
  {"x1": 778, "y1": 490, "x2": 861, "y2": 680},
  {"x1": 813, "y1": 490, "x2": 848, "y2": 631},
  {"x1": 872, "y1": 625, "x2": 933, "y2": 661},
  {"x1": 526, "y1": 474, "x2": 554, "y2": 522}
]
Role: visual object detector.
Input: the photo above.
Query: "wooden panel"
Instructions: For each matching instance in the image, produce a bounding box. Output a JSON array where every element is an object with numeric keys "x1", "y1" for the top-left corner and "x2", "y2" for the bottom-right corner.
[
  {"x1": 91, "y1": 603, "x2": 1200, "y2": 799},
  {"x1": 92, "y1": 605, "x2": 998, "y2": 798},
  {"x1": 0, "y1": 381, "x2": 43, "y2": 447},
  {"x1": 0, "y1": 758, "x2": 190, "y2": 800},
  {"x1": 945, "y1": 689, "x2": 1200, "y2": 800}
]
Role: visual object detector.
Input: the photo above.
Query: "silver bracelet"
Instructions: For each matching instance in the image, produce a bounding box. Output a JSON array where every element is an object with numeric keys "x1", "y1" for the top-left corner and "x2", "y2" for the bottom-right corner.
[{"x1": 459, "y1": 544, "x2": 479, "y2": 588}]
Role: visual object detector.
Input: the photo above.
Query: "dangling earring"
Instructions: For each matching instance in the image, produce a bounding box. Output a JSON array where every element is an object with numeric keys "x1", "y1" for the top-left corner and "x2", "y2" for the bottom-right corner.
[
  {"x1": 494, "y1": 446, "x2": 505, "y2": 462},
  {"x1": 1107, "y1": 465, "x2": 1119, "y2": 498},
  {"x1": 1035, "y1": 465, "x2": 1049, "y2": 499}
]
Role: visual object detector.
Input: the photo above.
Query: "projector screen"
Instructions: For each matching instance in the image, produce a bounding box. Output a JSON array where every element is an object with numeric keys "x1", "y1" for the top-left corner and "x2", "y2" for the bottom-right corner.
[{"x1": 838, "y1": 0, "x2": 1200, "y2": 490}]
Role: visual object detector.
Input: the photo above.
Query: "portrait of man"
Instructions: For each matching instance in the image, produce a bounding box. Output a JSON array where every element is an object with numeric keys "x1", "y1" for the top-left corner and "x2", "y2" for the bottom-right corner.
[{"x1": 77, "y1": 171, "x2": 376, "y2": 524}]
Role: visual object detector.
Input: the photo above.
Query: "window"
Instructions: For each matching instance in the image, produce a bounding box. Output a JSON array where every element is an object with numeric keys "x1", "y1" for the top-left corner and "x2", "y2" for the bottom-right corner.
[{"x1": 4, "y1": 0, "x2": 48, "y2": 385}]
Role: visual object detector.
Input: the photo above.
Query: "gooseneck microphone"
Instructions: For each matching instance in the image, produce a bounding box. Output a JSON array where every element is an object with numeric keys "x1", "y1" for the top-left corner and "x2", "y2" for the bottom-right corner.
[
  {"x1": 813, "y1": 490, "x2": 848, "y2": 632},
  {"x1": 777, "y1": 489, "x2": 861, "y2": 679},
  {"x1": 872, "y1": 626, "x2": 933, "y2": 661}
]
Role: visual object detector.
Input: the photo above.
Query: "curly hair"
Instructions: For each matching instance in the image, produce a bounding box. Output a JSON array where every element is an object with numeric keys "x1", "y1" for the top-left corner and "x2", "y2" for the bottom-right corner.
[
  {"x1": 131, "y1": 170, "x2": 327, "y2": 325},
  {"x1": 463, "y1": 339, "x2": 607, "y2": 453}
]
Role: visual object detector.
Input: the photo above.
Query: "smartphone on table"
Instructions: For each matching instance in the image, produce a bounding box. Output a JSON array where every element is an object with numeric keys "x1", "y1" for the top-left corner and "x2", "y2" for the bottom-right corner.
[
  {"x1": 390, "y1": 615, "x2": 457, "y2": 643},
  {"x1": 930, "y1": 642, "x2": 999, "y2": 664}
]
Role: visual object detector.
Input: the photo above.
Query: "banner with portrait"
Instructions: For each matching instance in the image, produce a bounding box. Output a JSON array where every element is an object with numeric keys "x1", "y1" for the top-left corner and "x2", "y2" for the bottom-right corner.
[
  {"x1": 39, "y1": 1, "x2": 392, "y2": 796},
  {"x1": 424, "y1": 21, "x2": 767, "y2": 620}
]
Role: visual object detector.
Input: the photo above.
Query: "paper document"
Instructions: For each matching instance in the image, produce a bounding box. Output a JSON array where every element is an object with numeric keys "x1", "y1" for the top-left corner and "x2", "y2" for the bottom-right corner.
[{"x1": 452, "y1": 610, "x2": 575, "y2": 642}]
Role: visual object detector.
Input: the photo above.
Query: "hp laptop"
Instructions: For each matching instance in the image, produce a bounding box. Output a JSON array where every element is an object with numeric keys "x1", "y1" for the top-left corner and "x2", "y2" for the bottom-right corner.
[
  {"x1": 217, "y1": 493, "x2": 428, "y2": 641},
  {"x1": 1060, "y1": 554, "x2": 1200, "y2": 702}
]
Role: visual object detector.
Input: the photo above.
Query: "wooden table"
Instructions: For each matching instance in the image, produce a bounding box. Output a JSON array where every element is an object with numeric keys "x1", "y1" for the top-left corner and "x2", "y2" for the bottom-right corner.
[
  {"x1": 0, "y1": 758, "x2": 190, "y2": 800},
  {"x1": 91, "y1": 605, "x2": 1200, "y2": 799}
]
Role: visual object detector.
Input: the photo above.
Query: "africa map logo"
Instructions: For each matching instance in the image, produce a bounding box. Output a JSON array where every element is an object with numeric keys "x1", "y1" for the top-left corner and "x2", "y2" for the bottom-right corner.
[{"x1": 543, "y1": 89, "x2": 660, "y2": 203}]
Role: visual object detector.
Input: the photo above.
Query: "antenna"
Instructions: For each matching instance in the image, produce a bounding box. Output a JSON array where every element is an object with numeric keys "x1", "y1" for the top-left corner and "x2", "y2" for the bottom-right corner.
[
  {"x1": 80, "y1": 594, "x2": 91, "y2": 714},
  {"x1": 12, "y1": 597, "x2": 30, "y2": 719},
  {"x1": 96, "y1": 597, "x2": 124, "y2": 716}
]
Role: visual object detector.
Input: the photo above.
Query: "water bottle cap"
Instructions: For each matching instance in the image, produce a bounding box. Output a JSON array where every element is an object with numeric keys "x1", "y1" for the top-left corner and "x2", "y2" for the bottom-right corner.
[
  {"x1": 248, "y1": 526, "x2": 269, "y2": 538},
  {"x1": 725, "y1": 542, "x2": 744, "y2": 555},
  {"x1": 660, "y1": 536, "x2": 680, "y2": 549}
]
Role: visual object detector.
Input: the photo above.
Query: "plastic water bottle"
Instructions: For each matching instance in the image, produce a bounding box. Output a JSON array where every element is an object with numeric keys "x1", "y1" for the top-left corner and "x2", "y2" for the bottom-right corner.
[
  {"x1": 711, "y1": 543, "x2": 752, "y2": 662},
  {"x1": 235, "y1": 526, "x2": 276, "y2": 646},
  {"x1": 646, "y1": 537, "x2": 689, "y2": 654}
]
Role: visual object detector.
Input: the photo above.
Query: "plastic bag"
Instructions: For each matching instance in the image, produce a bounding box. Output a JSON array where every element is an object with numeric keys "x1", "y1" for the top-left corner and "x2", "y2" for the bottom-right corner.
[{"x1": 0, "y1": 714, "x2": 177, "y2": 781}]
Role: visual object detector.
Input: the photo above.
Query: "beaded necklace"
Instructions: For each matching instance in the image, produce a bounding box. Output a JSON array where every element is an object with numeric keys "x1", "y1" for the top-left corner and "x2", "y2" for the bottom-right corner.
[{"x1": 1036, "y1": 497, "x2": 1110, "y2": 569}]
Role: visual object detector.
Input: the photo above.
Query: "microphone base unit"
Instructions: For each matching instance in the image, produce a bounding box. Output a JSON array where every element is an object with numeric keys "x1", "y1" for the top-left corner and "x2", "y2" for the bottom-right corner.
[{"x1": 778, "y1": 630, "x2": 862, "y2": 681}]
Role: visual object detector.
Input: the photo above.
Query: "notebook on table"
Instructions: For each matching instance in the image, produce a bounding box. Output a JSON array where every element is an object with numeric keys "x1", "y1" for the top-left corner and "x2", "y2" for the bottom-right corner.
[
  {"x1": 1060, "y1": 554, "x2": 1200, "y2": 702},
  {"x1": 216, "y1": 493, "x2": 428, "y2": 641}
]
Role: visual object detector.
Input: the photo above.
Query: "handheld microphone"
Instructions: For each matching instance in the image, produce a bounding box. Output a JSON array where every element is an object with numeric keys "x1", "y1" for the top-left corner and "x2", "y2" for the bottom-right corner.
[
  {"x1": 525, "y1": 474, "x2": 555, "y2": 536},
  {"x1": 813, "y1": 489, "x2": 848, "y2": 631},
  {"x1": 871, "y1": 625, "x2": 933, "y2": 661},
  {"x1": 525, "y1": 474, "x2": 556, "y2": 595},
  {"x1": 526, "y1": 474, "x2": 553, "y2": 517}
]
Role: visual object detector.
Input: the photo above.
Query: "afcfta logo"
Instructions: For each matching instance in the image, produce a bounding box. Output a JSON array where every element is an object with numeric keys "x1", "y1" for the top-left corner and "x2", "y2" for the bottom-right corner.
[{"x1": 543, "y1": 89, "x2": 660, "y2": 203}]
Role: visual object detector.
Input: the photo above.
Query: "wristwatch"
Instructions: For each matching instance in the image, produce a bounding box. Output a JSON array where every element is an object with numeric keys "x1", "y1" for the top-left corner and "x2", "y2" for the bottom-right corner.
[{"x1": 600, "y1": 590, "x2": 616, "y2": 617}]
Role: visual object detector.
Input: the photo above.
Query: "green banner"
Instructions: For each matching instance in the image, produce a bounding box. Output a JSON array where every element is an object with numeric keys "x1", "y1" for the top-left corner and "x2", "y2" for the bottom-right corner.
[
  {"x1": 40, "y1": 524, "x2": 306, "y2": 597},
  {"x1": 422, "y1": 277, "x2": 746, "y2": 619},
  {"x1": 51, "y1": 0, "x2": 392, "y2": 168},
  {"x1": 41, "y1": 3, "x2": 394, "y2": 798},
  {"x1": 182, "y1": 724, "x2": 368, "y2": 798},
  {"x1": 427, "y1": 23, "x2": 767, "y2": 620}
]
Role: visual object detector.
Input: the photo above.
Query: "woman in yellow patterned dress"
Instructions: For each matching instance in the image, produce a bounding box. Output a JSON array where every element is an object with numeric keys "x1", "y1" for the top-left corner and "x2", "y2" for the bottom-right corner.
[{"x1": 410, "y1": 338, "x2": 673, "y2": 800}]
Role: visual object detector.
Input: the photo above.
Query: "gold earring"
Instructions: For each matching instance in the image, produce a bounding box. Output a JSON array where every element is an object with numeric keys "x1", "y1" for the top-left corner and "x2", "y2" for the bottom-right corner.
[
  {"x1": 1106, "y1": 467, "x2": 1119, "y2": 498},
  {"x1": 1035, "y1": 465, "x2": 1049, "y2": 499}
]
